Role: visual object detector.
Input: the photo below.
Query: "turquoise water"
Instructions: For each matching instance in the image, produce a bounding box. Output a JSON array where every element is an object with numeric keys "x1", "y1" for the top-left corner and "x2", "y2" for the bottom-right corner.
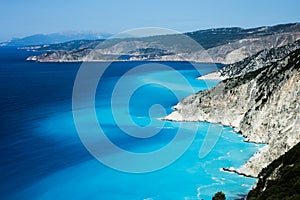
[{"x1": 0, "y1": 48, "x2": 261, "y2": 200}]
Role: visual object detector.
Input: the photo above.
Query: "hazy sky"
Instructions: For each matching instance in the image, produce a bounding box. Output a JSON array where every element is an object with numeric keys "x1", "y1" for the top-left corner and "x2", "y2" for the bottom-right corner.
[{"x1": 1, "y1": 0, "x2": 300, "y2": 41}]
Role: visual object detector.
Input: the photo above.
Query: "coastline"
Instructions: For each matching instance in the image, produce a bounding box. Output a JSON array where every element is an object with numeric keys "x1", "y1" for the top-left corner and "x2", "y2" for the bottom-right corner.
[
  {"x1": 221, "y1": 167, "x2": 255, "y2": 178},
  {"x1": 161, "y1": 71, "x2": 266, "y2": 179},
  {"x1": 161, "y1": 47, "x2": 300, "y2": 179},
  {"x1": 196, "y1": 71, "x2": 226, "y2": 80},
  {"x1": 25, "y1": 48, "x2": 299, "y2": 195},
  {"x1": 162, "y1": 112, "x2": 267, "y2": 178},
  {"x1": 26, "y1": 56, "x2": 224, "y2": 64}
]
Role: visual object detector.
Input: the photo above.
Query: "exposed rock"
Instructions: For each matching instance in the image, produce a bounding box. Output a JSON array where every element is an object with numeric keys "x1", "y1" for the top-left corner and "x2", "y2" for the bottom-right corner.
[
  {"x1": 197, "y1": 71, "x2": 225, "y2": 80},
  {"x1": 207, "y1": 33, "x2": 300, "y2": 64},
  {"x1": 163, "y1": 47, "x2": 300, "y2": 177},
  {"x1": 203, "y1": 39, "x2": 300, "y2": 80}
]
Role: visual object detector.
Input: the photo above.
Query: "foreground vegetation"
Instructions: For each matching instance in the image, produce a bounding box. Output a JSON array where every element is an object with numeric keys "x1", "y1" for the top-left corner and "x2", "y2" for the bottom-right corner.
[{"x1": 247, "y1": 142, "x2": 300, "y2": 200}]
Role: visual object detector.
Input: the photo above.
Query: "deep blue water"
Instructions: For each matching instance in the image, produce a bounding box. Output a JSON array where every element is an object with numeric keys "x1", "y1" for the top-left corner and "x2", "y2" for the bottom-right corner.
[{"x1": 0, "y1": 47, "x2": 262, "y2": 200}]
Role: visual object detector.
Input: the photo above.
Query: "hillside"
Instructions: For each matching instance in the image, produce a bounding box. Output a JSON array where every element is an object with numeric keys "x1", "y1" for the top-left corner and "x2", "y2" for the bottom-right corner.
[
  {"x1": 27, "y1": 23, "x2": 300, "y2": 63},
  {"x1": 247, "y1": 142, "x2": 300, "y2": 200},
  {"x1": 199, "y1": 39, "x2": 300, "y2": 80}
]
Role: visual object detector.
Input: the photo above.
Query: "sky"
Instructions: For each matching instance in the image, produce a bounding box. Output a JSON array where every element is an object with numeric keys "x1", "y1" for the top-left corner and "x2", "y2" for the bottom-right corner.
[{"x1": 1, "y1": 0, "x2": 300, "y2": 41}]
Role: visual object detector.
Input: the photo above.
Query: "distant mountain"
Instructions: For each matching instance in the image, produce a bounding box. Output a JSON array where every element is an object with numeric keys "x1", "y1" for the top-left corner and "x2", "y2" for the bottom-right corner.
[
  {"x1": 0, "y1": 32, "x2": 112, "y2": 47},
  {"x1": 26, "y1": 23, "x2": 300, "y2": 63}
]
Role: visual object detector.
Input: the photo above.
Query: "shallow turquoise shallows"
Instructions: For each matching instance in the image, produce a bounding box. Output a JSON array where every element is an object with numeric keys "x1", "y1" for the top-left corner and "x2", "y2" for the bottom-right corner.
[{"x1": 0, "y1": 48, "x2": 262, "y2": 200}]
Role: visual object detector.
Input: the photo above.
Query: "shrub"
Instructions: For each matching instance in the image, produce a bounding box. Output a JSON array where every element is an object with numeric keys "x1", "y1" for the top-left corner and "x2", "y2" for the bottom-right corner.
[{"x1": 212, "y1": 191, "x2": 226, "y2": 200}]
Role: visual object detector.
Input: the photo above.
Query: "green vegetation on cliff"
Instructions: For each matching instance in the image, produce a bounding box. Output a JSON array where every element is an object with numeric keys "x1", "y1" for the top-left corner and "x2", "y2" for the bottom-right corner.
[{"x1": 247, "y1": 142, "x2": 300, "y2": 200}]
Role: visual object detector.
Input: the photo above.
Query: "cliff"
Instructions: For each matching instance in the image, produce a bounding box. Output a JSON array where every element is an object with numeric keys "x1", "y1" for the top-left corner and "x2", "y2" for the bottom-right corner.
[{"x1": 163, "y1": 46, "x2": 300, "y2": 177}]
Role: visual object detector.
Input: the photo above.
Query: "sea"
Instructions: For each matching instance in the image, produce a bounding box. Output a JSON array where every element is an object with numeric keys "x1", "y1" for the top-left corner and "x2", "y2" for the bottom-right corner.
[{"x1": 0, "y1": 47, "x2": 263, "y2": 200}]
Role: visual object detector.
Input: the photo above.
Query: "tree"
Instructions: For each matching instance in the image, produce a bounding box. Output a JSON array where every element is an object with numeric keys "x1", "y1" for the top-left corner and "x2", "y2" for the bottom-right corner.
[{"x1": 212, "y1": 191, "x2": 226, "y2": 200}]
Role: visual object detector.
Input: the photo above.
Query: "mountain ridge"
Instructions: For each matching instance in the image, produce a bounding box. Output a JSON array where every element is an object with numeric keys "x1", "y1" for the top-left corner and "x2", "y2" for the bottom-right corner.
[
  {"x1": 26, "y1": 23, "x2": 300, "y2": 64},
  {"x1": 0, "y1": 32, "x2": 112, "y2": 47}
]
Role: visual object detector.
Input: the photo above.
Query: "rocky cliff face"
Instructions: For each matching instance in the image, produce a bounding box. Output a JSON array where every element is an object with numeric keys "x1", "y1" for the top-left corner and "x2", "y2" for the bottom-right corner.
[
  {"x1": 207, "y1": 33, "x2": 300, "y2": 64},
  {"x1": 219, "y1": 39, "x2": 300, "y2": 78},
  {"x1": 200, "y1": 39, "x2": 300, "y2": 80},
  {"x1": 163, "y1": 48, "x2": 300, "y2": 177}
]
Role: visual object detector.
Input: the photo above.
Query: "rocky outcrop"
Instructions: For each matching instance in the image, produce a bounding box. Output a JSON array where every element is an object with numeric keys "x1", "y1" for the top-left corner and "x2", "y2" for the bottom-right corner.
[{"x1": 163, "y1": 48, "x2": 300, "y2": 177}]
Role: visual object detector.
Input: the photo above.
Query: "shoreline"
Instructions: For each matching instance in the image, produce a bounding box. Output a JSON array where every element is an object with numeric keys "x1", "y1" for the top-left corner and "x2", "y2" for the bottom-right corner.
[
  {"x1": 26, "y1": 57, "x2": 224, "y2": 65},
  {"x1": 221, "y1": 167, "x2": 256, "y2": 178},
  {"x1": 196, "y1": 71, "x2": 226, "y2": 80},
  {"x1": 162, "y1": 114, "x2": 267, "y2": 178}
]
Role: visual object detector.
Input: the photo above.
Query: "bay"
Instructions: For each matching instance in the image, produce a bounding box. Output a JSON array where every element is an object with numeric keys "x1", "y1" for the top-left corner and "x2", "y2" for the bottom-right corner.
[{"x1": 0, "y1": 47, "x2": 262, "y2": 200}]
